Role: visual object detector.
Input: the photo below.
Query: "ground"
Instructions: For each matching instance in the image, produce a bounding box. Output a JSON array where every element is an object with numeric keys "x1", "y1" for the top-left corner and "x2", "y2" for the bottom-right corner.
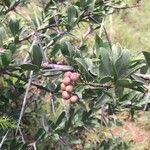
[{"x1": 110, "y1": 111, "x2": 150, "y2": 150}]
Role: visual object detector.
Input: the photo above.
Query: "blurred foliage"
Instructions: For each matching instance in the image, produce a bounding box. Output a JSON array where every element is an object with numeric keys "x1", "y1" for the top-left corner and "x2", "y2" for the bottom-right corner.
[
  {"x1": 105, "y1": 0, "x2": 150, "y2": 52},
  {"x1": 0, "y1": 0, "x2": 149, "y2": 149}
]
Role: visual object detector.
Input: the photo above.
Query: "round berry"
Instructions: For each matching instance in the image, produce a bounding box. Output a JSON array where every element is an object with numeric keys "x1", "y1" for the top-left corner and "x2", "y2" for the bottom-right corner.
[
  {"x1": 70, "y1": 73, "x2": 80, "y2": 82},
  {"x1": 65, "y1": 85, "x2": 74, "y2": 93},
  {"x1": 62, "y1": 91, "x2": 71, "y2": 100},
  {"x1": 64, "y1": 71, "x2": 72, "y2": 78},
  {"x1": 70, "y1": 95, "x2": 78, "y2": 102},
  {"x1": 60, "y1": 83, "x2": 66, "y2": 91},
  {"x1": 63, "y1": 77, "x2": 71, "y2": 85}
]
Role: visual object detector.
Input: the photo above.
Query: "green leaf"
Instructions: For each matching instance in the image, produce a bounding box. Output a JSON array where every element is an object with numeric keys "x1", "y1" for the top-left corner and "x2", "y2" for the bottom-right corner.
[
  {"x1": 0, "y1": 27, "x2": 7, "y2": 46},
  {"x1": 0, "y1": 50, "x2": 12, "y2": 66},
  {"x1": 99, "y1": 47, "x2": 114, "y2": 76},
  {"x1": 20, "y1": 64, "x2": 39, "y2": 71},
  {"x1": 117, "y1": 78, "x2": 144, "y2": 88},
  {"x1": 143, "y1": 51, "x2": 150, "y2": 68},
  {"x1": 31, "y1": 44, "x2": 43, "y2": 67},
  {"x1": 131, "y1": 74, "x2": 146, "y2": 84},
  {"x1": 100, "y1": 76, "x2": 113, "y2": 84},
  {"x1": 75, "y1": 58, "x2": 93, "y2": 81},
  {"x1": 34, "y1": 128, "x2": 45, "y2": 141},
  {"x1": 55, "y1": 111, "x2": 65, "y2": 126},
  {"x1": 116, "y1": 79, "x2": 132, "y2": 87},
  {"x1": 9, "y1": 43, "x2": 16, "y2": 53},
  {"x1": 95, "y1": 34, "x2": 104, "y2": 57},
  {"x1": 67, "y1": 5, "x2": 78, "y2": 30},
  {"x1": 0, "y1": 55, "x2": 2, "y2": 66},
  {"x1": 89, "y1": 15, "x2": 102, "y2": 24},
  {"x1": 3, "y1": 0, "x2": 11, "y2": 7},
  {"x1": 60, "y1": 41, "x2": 76, "y2": 60},
  {"x1": 82, "y1": 110, "x2": 92, "y2": 122},
  {"x1": 9, "y1": 16, "x2": 20, "y2": 36},
  {"x1": 132, "y1": 80, "x2": 144, "y2": 86},
  {"x1": 65, "y1": 108, "x2": 75, "y2": 131},
  {"x1": 126, "y1": 63, "x2": 145, "y2": 77},
  {"x1": 51, "y1": 43, "x2": 60, "y2": 56},
  {"x1": 42, "y1": 115, "x2": 50, "y2": 132},
  {"x1": 115, "y1": 49, "x2": 130, "y2": 77},
  {"x1": 111, "y1": 44, "x2": 122, "y2": 63},
  {"x1": 60, "y1": 41, "x2": 72, "y2": 57}
]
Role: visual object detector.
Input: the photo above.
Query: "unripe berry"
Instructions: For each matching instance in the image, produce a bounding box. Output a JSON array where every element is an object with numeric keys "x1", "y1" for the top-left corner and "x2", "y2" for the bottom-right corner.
[
  {"x1": 11, "y1": 102, "x2": 17, "y2": 109},
  {"x1": 70, "y1": 73, "x2": 80, "y2": 82},
  {"x1": 62, "y1": 91, "x2": 71, "y2": 100},
  {"x1": 63, "y1": 77, "x2": 71, "y2": 85},
  {"x1": 65, "y1": 85, "x2": 74, "y2": 93},
  {"x1": 70, "y1": 95, "x2": 78, "y2": 102},
  {"x1": 60, "y1": 83, "x2": 66, "y2": 91},
  {"x1": 64, "y1": 71, "x2": 72, "y2": 78}
]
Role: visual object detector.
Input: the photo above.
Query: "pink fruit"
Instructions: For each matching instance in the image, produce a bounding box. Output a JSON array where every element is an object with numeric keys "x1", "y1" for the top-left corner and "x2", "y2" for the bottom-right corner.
[
  {"x1": 60, "y1": 83, "x2": 66, "y2": 91},
  {"x1": 65, "y1": 85, "x2": 74, "y2": 93},
  {"x1": 63, "y1": 77, "x2": 71, "y2": 85},
  {"x1": 70, "y1": 73, "x2": 80, "y2": 81},
  {"x1": 64, "y1": 71, "x2": 72, "y2": 78},
  {"x1": 70, "y1": 95, "x2": 78, "y2": 102},
  {"x1": 62, "y1": 91, "x2": 71, "y2": 100}
]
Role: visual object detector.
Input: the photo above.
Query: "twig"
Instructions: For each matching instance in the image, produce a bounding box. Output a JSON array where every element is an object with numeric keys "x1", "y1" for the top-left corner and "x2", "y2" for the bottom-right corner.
[
  {"x1": 51, "y1": 94, "x2": 55, "y2": 114},
  {"x1": 43, "y1": 40, "x2": 54, "y2": 50},
  {"x1": 103, "y1": 26, "x2": 112, "y2": 50},
  {"x1": 32, "y1": 142, "x2": 37, "y2": 150},
  {"x1": 29, "y1": 142, "x2": 37, "y2": 150},
  {"x1": 19, "y1": 127, "x2": 25, "y2": 144},
  {"x1": 78, "y1": 82, "x2": 113, "y2": 89},
  {"x1": 99, "y1": 18, "x2": 104, "y2": 37},
  {"x1": 19, "y1": 22, "x2": 62, "y2": 42},
  {"x1": 4, "y1": 70, "x2": 52, "y2": 93},
  {"x1": 109, "y1": 4, "x2": 140, "y2": 10},
  {"x1": 0, "y1": 131, "x2": 9, "y2": 149},
  {"x1": 30, "y1": 18, "x2": 47, "y2": 62},
  {"x1": 109, "y1": 14, "x2": 113, "y2": 42},
  {"x1": 16, "y1": 71, "x2": 33, "y2": 134},
  {"x1": 80, "y1": 23, "x2": 92, "y2": 47}
]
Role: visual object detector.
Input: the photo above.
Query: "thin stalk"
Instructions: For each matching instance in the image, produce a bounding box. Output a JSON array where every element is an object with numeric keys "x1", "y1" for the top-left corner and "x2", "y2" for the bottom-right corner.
[
  {"x1": 16, "y1": 71, "x2": 33, "y2": 134},
  {"x1": 0, "y1": 131, "x2": 9, "y2": 149}
]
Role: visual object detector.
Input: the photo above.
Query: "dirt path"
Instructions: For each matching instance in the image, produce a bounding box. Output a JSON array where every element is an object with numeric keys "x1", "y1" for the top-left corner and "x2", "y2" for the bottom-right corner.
[{"x1": 110, "y1": 119, "x2": 150, "y2": 150}]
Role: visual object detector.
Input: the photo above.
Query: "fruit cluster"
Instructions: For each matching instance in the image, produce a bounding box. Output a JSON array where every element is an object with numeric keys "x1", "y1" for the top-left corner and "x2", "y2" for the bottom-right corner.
[{"x1": 60, "y1": 71, "x2": 80, "y2": 103}]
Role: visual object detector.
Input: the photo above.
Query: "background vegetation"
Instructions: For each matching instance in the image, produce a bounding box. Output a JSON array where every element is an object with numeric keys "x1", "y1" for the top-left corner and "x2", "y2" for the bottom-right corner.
[
  {"x1": 0, "y1": 0, "x2": 150, "y2": 150},
  {"x1": 108, "y1": 0, "x2": 150, "y2": 52}
]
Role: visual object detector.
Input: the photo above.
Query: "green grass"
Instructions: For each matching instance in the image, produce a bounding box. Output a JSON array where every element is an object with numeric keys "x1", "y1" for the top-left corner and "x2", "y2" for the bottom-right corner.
[{"x1": 105, "y1": 0, "x2": 150, "y2": 52}]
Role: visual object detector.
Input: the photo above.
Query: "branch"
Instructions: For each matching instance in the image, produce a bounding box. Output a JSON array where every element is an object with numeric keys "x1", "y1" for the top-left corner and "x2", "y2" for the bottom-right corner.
[
  {"x1": 0, "y1": 131, "x2": 9, "y2": 149},
  {"x1": 42, "y1": 63, "x2": 74, "y2": 71},
  {"x1": 78, "y1": 82, "x2": 113, "y2": 89},
  {"x1": 80, "y1": 24, "x2": 93, "y2": 47},
  {"x1": 19, "y1": 22, "x2": 62, "y2": 42},
  {"x1": 4, "y1": 71, "x2": 52, "y2": 93}
]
